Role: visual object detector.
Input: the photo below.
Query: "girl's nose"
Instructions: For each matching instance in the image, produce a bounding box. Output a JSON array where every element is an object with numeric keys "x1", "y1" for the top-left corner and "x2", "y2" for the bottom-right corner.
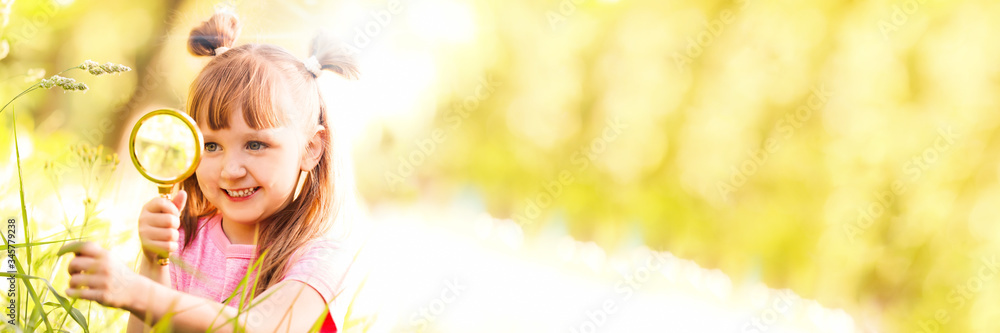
[{"x1": 220, "y1": 153, "x2": 247, "y2": 179}]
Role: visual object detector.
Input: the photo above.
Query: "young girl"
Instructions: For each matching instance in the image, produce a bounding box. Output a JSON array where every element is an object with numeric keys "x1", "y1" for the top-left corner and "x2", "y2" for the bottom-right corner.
[{"x1": 59, "y1": 11, "x2": 361, "y2": 332}]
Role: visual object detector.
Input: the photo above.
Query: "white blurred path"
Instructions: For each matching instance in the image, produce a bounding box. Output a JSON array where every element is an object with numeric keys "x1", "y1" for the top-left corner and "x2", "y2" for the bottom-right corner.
[{"x1": 346, "y1": 201, "x2": 860, "y2": 333}]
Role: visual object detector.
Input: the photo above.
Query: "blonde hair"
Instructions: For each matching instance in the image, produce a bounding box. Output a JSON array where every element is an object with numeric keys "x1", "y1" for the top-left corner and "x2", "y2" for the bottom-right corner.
[{"x1": 178, "y1": 11, "x2": 360, "y2": 299}]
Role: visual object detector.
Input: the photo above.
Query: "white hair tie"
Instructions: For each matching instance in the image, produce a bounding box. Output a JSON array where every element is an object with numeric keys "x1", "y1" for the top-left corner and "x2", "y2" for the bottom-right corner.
[
  {"x1": 214, "y1": 47, "x2": 230, "y2": 56},
  {"x1": 303, "y1": 55, "x2": 322, "y2": 77}
]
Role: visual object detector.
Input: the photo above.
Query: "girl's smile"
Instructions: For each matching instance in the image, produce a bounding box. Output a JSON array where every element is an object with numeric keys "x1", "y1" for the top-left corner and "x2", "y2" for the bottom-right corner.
[
  {"x1": 195, "y1": 109, "x2": 306, "y2": 241},
  {"x1": 222, "y1": 186, "x2": 260, "y2": 200},
  {"x1": 91, "y1": 14, "x2": 359, "y2": 331}
]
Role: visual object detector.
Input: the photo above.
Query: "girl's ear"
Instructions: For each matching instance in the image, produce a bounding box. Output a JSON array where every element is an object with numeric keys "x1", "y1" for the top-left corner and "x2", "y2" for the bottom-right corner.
[{"x1": 301, "y1": 124, "x2": 326, "y2": 171}]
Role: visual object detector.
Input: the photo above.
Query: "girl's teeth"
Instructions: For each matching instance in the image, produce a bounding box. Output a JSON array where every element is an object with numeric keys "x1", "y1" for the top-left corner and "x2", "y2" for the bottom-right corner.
[{"x1": 227, "y1": 187, "x2": 257, "y2": 198}]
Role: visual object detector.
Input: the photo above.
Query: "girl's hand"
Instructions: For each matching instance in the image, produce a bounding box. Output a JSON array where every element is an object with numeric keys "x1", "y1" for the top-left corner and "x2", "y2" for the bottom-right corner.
[
  {"x1": 59, "y1": 241, "x2": 145, "y2": 310},
  {"x1": 137, "y1": 190, "x2": 187, "y2": 264}
]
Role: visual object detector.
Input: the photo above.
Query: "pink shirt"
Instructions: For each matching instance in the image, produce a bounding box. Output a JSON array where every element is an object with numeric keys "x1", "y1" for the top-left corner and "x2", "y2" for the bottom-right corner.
[{"x1": 170, "y1": 214, "x2": 352, "y2": 332}]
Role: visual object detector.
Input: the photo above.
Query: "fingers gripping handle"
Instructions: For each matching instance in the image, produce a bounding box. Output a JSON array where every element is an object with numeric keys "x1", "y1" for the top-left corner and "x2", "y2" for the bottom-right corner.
[
  {"x1": 158, "y1": 191, "x2": 171, "y2": 266},
  {"x1": 154, "y1": 187, "x2": 185, "y2": 266}
]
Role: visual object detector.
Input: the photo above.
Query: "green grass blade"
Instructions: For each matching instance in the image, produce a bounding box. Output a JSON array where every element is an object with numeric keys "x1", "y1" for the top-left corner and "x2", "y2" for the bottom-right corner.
[
  {"x1": 12, "y1": 111, "x2": 31, "y2": 281},
  {"x1": 6, "y1": 238, "x2": 85, "y2": 249},
  {"x1": 0, "y1": 272, "x2": 87, "y2": 332},
  {"x1": 209, "y1": 248, "x2": 270, "y2": 332},
  {"x1": 12, "y1": 110, "x2": 51, "y2": 332}
]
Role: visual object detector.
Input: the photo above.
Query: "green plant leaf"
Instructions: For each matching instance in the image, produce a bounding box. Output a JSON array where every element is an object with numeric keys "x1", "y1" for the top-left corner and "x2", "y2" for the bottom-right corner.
[
  {"x1": 7, "y1": 238, "x2": 85, "y2": 249},
  {"x1": 12, "y1": 110, "x2": 52, "y2": 332},
  {"x1": 0, "y1": 271, "x2": 88, "y2": 332}
]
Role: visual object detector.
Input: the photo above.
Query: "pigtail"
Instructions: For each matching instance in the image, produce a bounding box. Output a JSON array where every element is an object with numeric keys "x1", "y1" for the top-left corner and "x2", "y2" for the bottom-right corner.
[
  {"x1": 188, "y1": 11, "x2": 241, "y2": 57},
  {"x1": 308, "y1": 30, "x2": 360, "y2": 79},
  {"x1": 183, "y1": 10, "x2": 359, "y2": 302}
]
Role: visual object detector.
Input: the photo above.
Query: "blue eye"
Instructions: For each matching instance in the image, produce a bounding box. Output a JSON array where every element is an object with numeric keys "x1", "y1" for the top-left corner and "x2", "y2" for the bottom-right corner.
[
  {"x1": 247, "y1": 141, "x2": 267, "y2": 150},
  {"x1": 205, "y1": 142, "x2": 220, "y2": 152}
]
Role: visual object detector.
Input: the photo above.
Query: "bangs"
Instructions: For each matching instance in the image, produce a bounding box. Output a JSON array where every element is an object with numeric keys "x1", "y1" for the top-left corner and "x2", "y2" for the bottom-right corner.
[{"x1": 188, "y1": 49, "x2": 290, "y2": 130}]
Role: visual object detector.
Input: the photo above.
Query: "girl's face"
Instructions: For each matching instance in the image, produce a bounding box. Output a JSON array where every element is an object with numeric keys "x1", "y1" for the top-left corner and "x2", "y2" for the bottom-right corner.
[{"x1": 196, "y1": 110, "x2": 304, "y2": 226}]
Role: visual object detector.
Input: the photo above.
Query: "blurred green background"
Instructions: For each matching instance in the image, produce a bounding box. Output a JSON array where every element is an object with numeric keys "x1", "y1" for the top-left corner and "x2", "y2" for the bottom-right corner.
[{"x1": 2, "y1": 0, "x2": 1000, "y2": 331}]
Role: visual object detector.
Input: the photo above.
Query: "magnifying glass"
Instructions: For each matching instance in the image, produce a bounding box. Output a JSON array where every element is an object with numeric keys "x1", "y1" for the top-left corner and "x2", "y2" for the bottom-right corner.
[{"x1": 128, "y1": 108, "x2": 203, "y2": 265}]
